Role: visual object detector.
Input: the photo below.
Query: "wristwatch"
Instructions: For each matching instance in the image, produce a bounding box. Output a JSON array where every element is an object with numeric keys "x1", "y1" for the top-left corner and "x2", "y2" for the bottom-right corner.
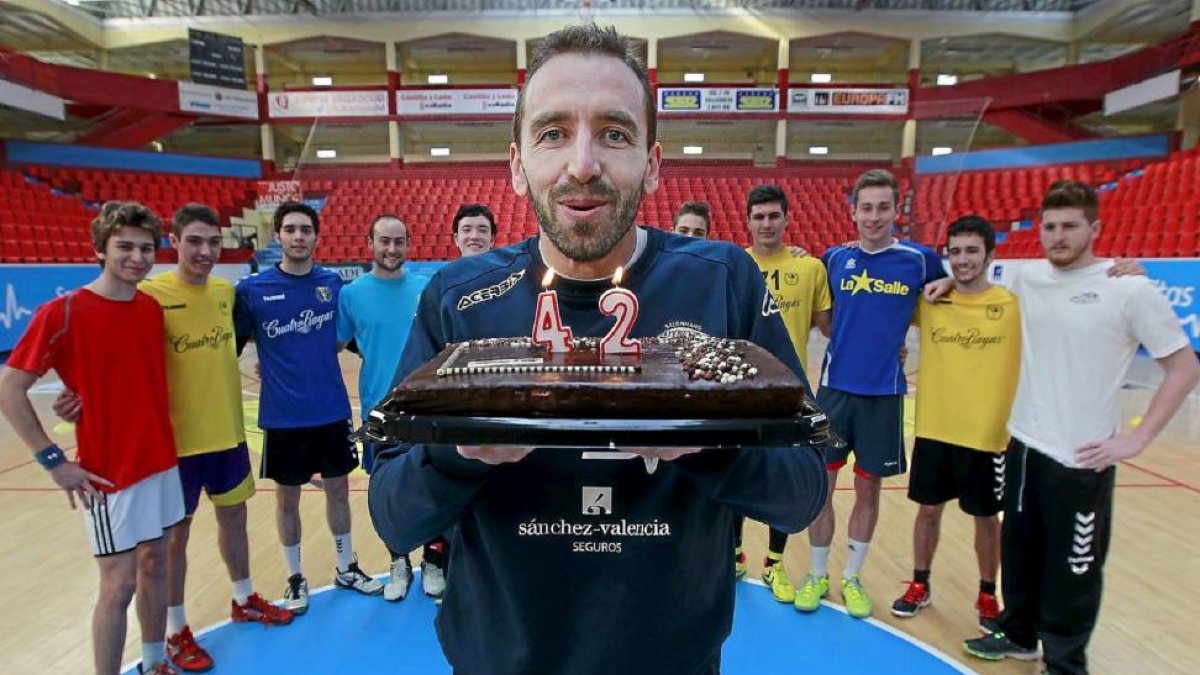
[{"x1": 35, "y1": 443, "x2": 67, "y2": 470}]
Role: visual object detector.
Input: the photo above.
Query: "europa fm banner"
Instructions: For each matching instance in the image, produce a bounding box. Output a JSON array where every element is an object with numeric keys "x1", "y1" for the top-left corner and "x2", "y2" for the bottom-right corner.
[{"x1": 657, "y1": 87, "x2": 778, "y2": 113}]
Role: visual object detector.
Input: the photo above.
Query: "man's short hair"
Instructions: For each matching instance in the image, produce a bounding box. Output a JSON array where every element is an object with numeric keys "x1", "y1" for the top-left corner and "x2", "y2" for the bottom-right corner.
[
  {"x1": 946, "y1": 214, "x2": 996, "y2": 255},
  {"x1": 172, "y1": 203, "x2": 220, "y2": 237},
  {"x1": 452, "y1": 203, "x2": 497, "y2": 235},
  {"x1": 852, "y1": 169, "x2": 900, "y2": 206},
  {"x1": 674, "y1": 201, "x2": 711, "y2": 227},
  {"x1": 1041, "y1": 179, "x2": 1099, "y2": 222},
  {"x1": 273, "y1": 201, "x2": 319, "y2": 234},
  {"x1": 746, "y1": 184, "x2": 788, "y2": 217},
  {"x1": 91, "y1": 201, "x2": 161, "y2": 252},
  {"x1": 514, "y1": 24, "x2": 655, "y2": 149},
  {"x1": 369, "y1": 213, "x2": 406, "y2": 239}
]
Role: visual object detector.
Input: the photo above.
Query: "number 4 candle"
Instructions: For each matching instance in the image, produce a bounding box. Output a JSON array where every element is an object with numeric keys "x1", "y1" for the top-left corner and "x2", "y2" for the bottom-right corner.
[{"x1": 532, "y1": 267, "x2": 573, "y2": 352}]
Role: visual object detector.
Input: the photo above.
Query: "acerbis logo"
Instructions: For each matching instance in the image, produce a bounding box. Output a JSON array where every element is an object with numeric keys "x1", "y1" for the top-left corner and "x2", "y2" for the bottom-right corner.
[
  {"x1": 457, "y1": 270, "x2": 526, "y2": 311},
  {"x1": 761, "y1": 289, "x2": 781, "y2": 317}
]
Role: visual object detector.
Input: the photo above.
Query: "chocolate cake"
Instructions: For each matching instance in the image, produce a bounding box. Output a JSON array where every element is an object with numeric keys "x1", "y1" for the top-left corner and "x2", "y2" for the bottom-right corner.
[{"x1": 376, "y1": 335, "x2": 809, "y2": 419}]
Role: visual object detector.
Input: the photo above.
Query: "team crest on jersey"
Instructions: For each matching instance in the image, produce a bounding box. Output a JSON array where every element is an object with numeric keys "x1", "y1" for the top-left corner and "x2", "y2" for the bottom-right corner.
[
  {"x1": 657, "y1": 321, "x2": 706, "y2": 340},
  {"x1": 986, "y1": 304, "x2": 1004, "y2": 320},
  {"x1": 761, "y1": 289, "x2": 781, "y2": 317},
  {"x1": 784, "y1": 271, "x2": 800, "y2": 286},
  {"x1": 457, "y1": 270, "x2": 526, "y2": 311},
  {"x1": 219, "y1": 300, "x2": 230, "y2": 315},
  {"x1": 315, "y1": 286, "x2": 334, "y2": 303}
]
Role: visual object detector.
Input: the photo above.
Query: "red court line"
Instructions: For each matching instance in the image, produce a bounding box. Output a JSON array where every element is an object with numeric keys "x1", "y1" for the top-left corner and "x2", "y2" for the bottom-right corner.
[
  {"x1": 1118, "y1": 460, "x2": 1200, "y2": 494},
  {"x1": 0, "y1": 459, "x2": 33, "y2": 476}
]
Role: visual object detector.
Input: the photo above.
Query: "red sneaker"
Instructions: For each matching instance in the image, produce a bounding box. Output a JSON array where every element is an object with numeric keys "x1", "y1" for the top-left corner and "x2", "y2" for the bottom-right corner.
[
  {"x1": 889, "y1": 581, "x2": 931, "y2": 618},
  {"x1": 232, "y1": 592, "x2": 295, "y2": 626},
  {"x1": 166, "y1": 626, "x2": 213, "y2": 673},
  {"x1": 977, "y1": 591, "x2": 1000, "y2": 624},
  {"x1": 140, "y1": 662, "x2": 180, "y2": 675}
]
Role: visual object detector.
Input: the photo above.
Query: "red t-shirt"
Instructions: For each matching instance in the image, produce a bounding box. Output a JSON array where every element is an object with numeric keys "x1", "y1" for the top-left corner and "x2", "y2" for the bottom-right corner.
[{"x1": 7, "y1": 289, "x2": 177, "y2": 491}]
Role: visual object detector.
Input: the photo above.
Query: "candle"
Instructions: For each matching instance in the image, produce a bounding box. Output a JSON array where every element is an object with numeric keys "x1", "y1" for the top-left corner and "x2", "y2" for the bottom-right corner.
[
  {"x1": 599, "y1": 266, "x2": 641, "y2": 356},
  {"x1": 532, "y1": 267, "x2": 573, "y2": 352}
]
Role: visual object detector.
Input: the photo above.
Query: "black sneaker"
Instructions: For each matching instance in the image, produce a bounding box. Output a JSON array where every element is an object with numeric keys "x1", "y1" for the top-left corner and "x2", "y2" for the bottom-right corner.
[
  {"x1": 979, "y1": 615, "x2": 1001, "y2": 634},
  {"x1": 964, "y1": 632, "x2": 1040, "y2": 661}
]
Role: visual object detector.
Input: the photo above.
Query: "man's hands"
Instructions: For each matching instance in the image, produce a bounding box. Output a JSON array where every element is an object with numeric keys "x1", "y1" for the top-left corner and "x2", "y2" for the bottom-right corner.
[
  {"x1": 52, "y1": 389, "x2": 81, "y2": 423},
  {"x1": 923, "y1": 277, "x2": 954, "y2": 303},
  {"x1": 1108, "y1": 258, "x2": 1145, "y2": 277},
  {"x1": 1076, "y1": 436, "x2": 1145, "y2": 471},
  {"x1": 50, "y1": 462, "x2": 112, "y2": 509}
]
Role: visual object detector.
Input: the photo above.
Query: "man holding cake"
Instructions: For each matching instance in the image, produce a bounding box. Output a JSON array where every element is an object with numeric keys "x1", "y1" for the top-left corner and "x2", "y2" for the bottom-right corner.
[{"x1": 368, "y1": 23, "x2": 829, "y2": 675}]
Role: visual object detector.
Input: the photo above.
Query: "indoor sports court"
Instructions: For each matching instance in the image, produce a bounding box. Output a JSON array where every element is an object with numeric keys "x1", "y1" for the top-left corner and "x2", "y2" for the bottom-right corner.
[{"x1": 1, "y1": 1, "x2": 1198, "y2": 673}]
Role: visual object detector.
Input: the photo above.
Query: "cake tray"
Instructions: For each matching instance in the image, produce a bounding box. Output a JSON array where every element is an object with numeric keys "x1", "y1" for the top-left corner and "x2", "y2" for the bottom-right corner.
[{"x1": 353, "y1": 408, "x2": 845, "y2": 449}]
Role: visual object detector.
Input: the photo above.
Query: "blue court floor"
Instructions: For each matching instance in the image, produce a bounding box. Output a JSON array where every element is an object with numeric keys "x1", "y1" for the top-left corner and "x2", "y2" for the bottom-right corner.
[{"x1": 124, "y1": 573, "x2": 974, "y2": 674}]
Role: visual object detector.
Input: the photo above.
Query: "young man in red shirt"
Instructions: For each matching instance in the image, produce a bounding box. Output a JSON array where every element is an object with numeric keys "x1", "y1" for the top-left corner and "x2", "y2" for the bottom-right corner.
[{"x1": 0, "y1": 201, "x2": 185, "y2": 675}]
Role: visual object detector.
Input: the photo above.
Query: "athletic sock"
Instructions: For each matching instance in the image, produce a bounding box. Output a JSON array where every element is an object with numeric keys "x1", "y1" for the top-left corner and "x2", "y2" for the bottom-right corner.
[
  {"x1": 810, "y1": 545, "x2": 831, "y2": 577},
  {"x1": 334, "y1": 533, "x2": 354, "y2": 571},
  {"x1": 767, "y1": 527, "x2": 789, "y2": 556},
  {"x1": 283, "y1": 544, "x2": 302, "y2": 577},
  {"x1": 142, "y1": 642, "x2": 165, "y2": 670},
  {"x1": 914, "y1": 569, "x2": 931, "y2": 587},
  {"x1": 231, "y1": 577, "x2": 253, "y2": 605},
  {"x1": 980, "y1": 579, "x2": 996, "y2": 595},
  {"x1": 844, "y1": 538, "x2": 871, "y2": 577},
  {"x1": 166, "y1": 605, "x2": 187, "y2": 635}
]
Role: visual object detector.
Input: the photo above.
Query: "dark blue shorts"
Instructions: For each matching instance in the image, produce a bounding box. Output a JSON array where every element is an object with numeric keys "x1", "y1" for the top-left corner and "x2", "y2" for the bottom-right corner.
[
  {"x1": 178, "y1": 443, "x2": 255, "y2": 515},
  {"x1": 815, "y1": 387, "x2": 907, "y2": 478}
]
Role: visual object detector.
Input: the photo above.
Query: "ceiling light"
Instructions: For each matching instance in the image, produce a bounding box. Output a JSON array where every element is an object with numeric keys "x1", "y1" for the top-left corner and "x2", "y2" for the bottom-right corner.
[
  {"x1": 316, "y1": 149, "x2": 337, "y2": 159},
  {"x1": 932, "y1": 147, "x2": 953, "y2": 156},
  {"x1": 312, "y1": 76, "x2": 333, "y2": 86},
  {"x1": 810, "y1": 73, "x2": 832, "y2": 84},
  {"x1": 936, "y1": 74, "x2": 958, "y2": 86},
  {"x1": 683, "y1": 72, "x2": 705, "y2": 83},
  {"x1": 430, "y1": 147, "x2": 451, "y2": 156},
  {"x1": 682, "y1": 146, "x2": 703, "y2": 155},
  {"x1": 809, "y1": 146, "x2": 829, "y2": 155},
  {"x1": 427, "y1": 74, "x2": 449, "y2": 85}
]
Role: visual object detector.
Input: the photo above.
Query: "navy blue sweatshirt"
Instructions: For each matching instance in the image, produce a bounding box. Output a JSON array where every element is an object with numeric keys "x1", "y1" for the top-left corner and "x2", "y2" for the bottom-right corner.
[{"x1": 369, "y1": 228, "x2": 828, "y2": 675}]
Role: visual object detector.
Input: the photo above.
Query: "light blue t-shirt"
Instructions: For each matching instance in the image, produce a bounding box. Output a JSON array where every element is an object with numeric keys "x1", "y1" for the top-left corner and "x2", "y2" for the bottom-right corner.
[
  {"x1": 820, "y1": 240, "x2": 946, "y2": 396},
  {"x1": 337, "y1": 270, "x2": 428, "y2": 418},
  {"x1": 233, "y1": 265, "x2": 352, "y2": 429}
]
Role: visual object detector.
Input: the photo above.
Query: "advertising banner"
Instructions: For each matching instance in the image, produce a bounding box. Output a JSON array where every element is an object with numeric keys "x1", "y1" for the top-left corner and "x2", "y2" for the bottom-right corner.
[
  {"x1": 657, "y1": 87, "x2": 778, "y2": 113},
  {"x1": 788, "y1": 88, "x2": 909, "y2": 115},
  {"x1": 397, "y1": 89, "x2": 517, "y2": 115},
  {"x1": 178, "y1": 81, "x2": 259, "y2": 120},
  {"x1": 268, "y1": 90, "x2": 389, "y2": 118}
]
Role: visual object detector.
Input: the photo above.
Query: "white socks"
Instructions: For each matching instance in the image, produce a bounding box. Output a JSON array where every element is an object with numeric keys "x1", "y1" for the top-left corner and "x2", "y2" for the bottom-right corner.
[
  {"x1": 845, "y1": 538, "x2": 871, "y2": 577},
  {"x1": 231, "y1": 577, "x2": 253, "y2": 605},
  {"x1": 810, "y1": 546, "x2": 831, "y2": 577},
  {"x1": 166, "y1": 605, "x2": 187, "y2": 635},
  {"x1": 334, "y1": 533, "x2": 354, "y2": 571},
  {"x1": 142, "y1": 642, "x2": 165, "y2": 670},
  {"x1": 283, "y1": 544, "x2": 302, "y2": 577}
]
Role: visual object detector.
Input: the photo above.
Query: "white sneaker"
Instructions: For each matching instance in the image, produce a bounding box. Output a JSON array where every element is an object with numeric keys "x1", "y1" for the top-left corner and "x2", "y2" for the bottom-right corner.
[
  {"x1": 421, "y1": 560, "x2": 446, "y2": 599},
  {"x1": 283, "y1": 574, "x2": 309, "y2": 615},
  {"x1": 334, "y1": 555, "x2": 384, "y2": 596},
  {"x1": 383, "y1": 557, "x2": 413, "y2": 602}
]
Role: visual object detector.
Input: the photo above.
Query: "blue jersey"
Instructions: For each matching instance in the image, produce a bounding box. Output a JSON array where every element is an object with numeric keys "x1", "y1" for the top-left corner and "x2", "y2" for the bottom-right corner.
[
  {"x1": 820, "y1": 240, "x2": 945, "y2": 396},
  {"x1": 234, "y1": 265, "x2": 351, "y2": 429},
  {"x1": 337, "y1": 271, "x2": 428, "y2": 418},
  {"x1": 373, "y1": 227, "x2": 827, "y2": 675}
]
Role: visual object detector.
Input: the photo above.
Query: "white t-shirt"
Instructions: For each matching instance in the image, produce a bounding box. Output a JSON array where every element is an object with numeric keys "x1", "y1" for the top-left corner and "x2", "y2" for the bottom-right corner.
[{"x1": 1007, "y1": 260, "x2": 1189, "y2": 467}]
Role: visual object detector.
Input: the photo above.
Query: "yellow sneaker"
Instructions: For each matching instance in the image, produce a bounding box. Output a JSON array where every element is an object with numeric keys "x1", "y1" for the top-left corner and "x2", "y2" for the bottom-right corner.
[
  {"x1": 762, "y1": 560, "x2": 795, "y2": 603},
  {"x1": 841, "y1": 575, "x2": 873, "y2": 619},
  {"x1": 793, "y1": 573, "x2": 830, "y2": 612}
]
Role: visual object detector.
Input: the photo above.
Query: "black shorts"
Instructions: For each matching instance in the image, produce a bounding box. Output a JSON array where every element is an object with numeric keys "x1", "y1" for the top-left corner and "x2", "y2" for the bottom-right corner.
[
  {"x1": 261, "y1": 420, "x2": 359, "y2": 486},
  {"x1": 815, "y1": 387, "x2": 906, "y2": 478},
  {"x1": 907, "y1": 437, "x2": 1004, "y2": 517}
]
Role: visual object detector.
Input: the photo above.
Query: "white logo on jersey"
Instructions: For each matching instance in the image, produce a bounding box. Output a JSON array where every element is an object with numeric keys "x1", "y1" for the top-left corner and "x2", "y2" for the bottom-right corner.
[
  {"x1": 457, "y1": 270, "x2": 526, "y2": 311},
  {"x1": 263, "y1": 294, "x2": 286, "y2": 302},
  {"x1": 845, "y1": 258, "x2": 857, "y2": 270},
  {"x1": 262, "y1": 309, "x2": 334, "y2": 338},
  {"x1": 761, "y1": 289, "x2": 781, "y2": 317}
]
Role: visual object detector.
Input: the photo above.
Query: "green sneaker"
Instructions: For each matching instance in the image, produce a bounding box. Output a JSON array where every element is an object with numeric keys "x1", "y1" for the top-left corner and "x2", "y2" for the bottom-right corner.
[
  {"x1": 761, "y1": 561, "x2": 795, "y2": 603},
  {"x1": 841, "y1": 575, "x2": 873, "y2": 618},
  {"x1": 793, "y1": 573, "x2": 829, "y2": 612}
]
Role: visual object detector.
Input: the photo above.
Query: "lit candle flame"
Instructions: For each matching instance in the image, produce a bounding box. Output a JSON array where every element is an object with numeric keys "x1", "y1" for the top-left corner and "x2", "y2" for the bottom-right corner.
[
  {"x1": 612, "y1": 266, "x2": 624, "y2": 287},
  {"x1": 541, "y1": 268, "x2": 556, "y2": 288}
]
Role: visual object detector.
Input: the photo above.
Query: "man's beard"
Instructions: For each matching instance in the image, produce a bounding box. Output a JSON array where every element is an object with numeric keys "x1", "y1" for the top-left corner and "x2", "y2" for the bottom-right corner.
[{"x1": 531, "y1": 175, "x2": 644, "y2": 263}]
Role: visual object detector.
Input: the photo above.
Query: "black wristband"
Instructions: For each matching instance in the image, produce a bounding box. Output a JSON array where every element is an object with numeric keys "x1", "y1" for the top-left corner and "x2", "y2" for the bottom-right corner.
[{"x1": 35, "y1": 444, "x2": 67, "y2": 470}]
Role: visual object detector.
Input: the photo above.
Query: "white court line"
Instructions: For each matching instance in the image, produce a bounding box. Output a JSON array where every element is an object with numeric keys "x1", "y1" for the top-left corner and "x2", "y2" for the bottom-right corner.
[{"x1": 742, "y1": 578, "x2": 977, "y2": 674}]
